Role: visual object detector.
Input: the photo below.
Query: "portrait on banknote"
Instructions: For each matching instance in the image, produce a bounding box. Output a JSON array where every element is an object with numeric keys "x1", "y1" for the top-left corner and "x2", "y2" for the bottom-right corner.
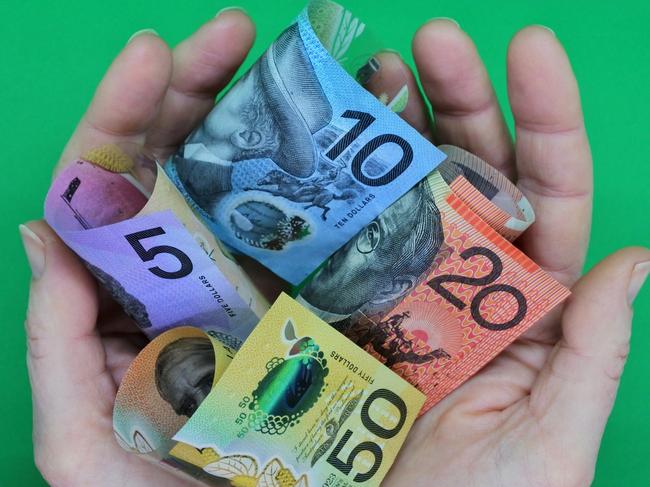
[
  {"x1": 155, "y1": 337, "x2": 216, "y2": 418},
  {"x1": 173, "y1": 24, "x2": 333, "y2": 214},
  {"x1": 86, "y1": 262, "x2": 153, "y2": 329},
  {"x1": 299, "y1": 180, "x2": 444, "y2": 321}
]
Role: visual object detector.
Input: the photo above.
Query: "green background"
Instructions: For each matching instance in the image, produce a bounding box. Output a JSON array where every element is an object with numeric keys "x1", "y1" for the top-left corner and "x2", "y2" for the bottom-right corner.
[{"x1": 1, "y1": 0, "x2": 648, "y2": 484}]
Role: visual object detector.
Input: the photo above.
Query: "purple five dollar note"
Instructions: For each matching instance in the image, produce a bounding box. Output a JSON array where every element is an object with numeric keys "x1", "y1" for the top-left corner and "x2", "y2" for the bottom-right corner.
[{"x1": 45, "y1": 156, "x2": 266, "y2": 347}]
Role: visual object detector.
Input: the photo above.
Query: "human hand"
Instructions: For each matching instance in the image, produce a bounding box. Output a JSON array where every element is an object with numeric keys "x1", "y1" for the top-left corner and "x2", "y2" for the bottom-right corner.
[
  {"x1": 21, "y1": 10, "x2": 256, "y2": 486},
  {"x1": 379, "y1": 20, "x2": 650, "y2": 486},
  {"x1": 21, "y1": 10, "x2": 649, "y2": 487}
]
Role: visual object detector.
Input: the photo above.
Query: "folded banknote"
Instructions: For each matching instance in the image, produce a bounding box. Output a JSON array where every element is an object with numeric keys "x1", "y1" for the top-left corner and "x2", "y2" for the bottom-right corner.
[
  {"x1": 298, "y1": 145, "x2": 570, "y2": 412},
  {"x1": 113, "y1": 294, "x2": 424, "y2": 486},
  {"x1": 44, "y1": 0, "x2": 446, "y2": 341},
  {"x1": 45, "y1": 146, "x2": 269, "y2": 345},
  {"x1": 165, "y1": 0, "x2": 447, "y2": 284}
]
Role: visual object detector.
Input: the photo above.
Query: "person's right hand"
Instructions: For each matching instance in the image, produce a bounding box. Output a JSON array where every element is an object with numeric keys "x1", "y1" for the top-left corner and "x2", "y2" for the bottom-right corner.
[{"x1": 22, "y1": 9, "x2": 255, "y2": 486}]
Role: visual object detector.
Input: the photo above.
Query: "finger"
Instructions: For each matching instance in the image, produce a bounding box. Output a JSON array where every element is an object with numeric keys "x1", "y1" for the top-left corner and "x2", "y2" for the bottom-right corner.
[
  {"x1": 413, "y1": 19, "x2": 514, "y2": 178},
  {"x1": 363, "y1": 52, "x2": 433, "y2": 139},
  {"x1": 531, "y1": 247, "x2": 650, "y2": 470},
  {"x1": 57, "y1": 32, "x2": 173, "y2": 171},
  {"x1": 508, "y1": 27, "x2": 593, "y2": 286},
  {"x1": 146, "y1": 9, "x2": 255, "y2": 158},
  {"x1": 20, "y1": 222, "x2": 113, "y2": 452}
]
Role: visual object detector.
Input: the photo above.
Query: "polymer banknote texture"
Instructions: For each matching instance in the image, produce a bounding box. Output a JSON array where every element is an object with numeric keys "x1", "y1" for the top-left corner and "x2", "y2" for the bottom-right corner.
[
  {"x1": 166, "y1": 0, "x2": 446, "y2": 284},
  {"x1": 113, "y1": 295, "x2": 425, "y2": 486}
]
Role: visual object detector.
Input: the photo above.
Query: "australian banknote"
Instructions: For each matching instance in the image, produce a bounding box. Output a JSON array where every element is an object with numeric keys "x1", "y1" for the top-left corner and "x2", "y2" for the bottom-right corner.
[
  {"x1": 165, "y1": 0, "x2": 447, "y2": 284},
  {"x1": 113, "y1": 294, "x2": 425, "y2": 486},
  {"x1": 297, "y1": 146, "x2": 570, "y2": 412},
  {"x1": 45, "y1": 145, "x2": 269, "y2": 345}
]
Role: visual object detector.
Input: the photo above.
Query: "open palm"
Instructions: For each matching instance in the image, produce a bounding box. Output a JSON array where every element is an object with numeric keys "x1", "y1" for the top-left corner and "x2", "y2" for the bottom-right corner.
[{"x1": 23, "y1": 10, "x2": 648, "y2": 487}]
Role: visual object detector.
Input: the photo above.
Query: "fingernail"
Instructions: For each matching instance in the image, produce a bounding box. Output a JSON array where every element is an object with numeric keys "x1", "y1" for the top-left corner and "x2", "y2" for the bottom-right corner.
[
  {"x1": 430, "y1": 17, "x2": 460, "y2": 28},
  {"x1": 216, "y1": 6, "x2": 247, "y2": 18},
  {"x1": 628, "y1": 260, "x2": 650, "y2": 305},
  {"x1": 127, "y1": 28, "x2": 158, "y2": 44},
  {"x1": 536, "y1": 25, "x2": 556, "y2": 36},
  {"x1": 19, "y1": 224, "x2": 45, "y2": 280},
  {"x1": 378, "y1": 48, "x2": 402, "y2": 57}
]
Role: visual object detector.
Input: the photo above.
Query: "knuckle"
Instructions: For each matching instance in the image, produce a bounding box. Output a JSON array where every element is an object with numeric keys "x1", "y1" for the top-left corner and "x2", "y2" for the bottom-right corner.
[
  {"x1": 603, "y1": 340, "x2": 631, "y2": 384},
  {"x1": 25, "y1": 317, "x2": 49, "y2": 362}
]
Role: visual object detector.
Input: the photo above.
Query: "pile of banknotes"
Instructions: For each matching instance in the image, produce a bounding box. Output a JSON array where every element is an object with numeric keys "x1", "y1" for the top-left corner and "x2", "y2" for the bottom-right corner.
[{"x1": 44, "y1": 1, "x2": 570, "y2": 485}]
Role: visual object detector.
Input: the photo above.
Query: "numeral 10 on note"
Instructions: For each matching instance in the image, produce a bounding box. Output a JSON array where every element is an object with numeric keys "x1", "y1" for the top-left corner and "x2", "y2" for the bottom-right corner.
[{"x1": 326, "y1": 110, "x2": 414, "y2": 187}]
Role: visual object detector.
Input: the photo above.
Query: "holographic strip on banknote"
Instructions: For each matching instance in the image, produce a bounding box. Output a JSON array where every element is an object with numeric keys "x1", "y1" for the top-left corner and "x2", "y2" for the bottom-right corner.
[{"x1": 113, "y1": 294, "x2": 425, "y2": 486}]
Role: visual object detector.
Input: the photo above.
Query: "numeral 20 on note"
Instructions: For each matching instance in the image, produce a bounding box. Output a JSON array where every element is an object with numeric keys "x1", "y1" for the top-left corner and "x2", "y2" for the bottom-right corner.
[{"x1": 428, "y1": 246, "x2": 528, "y2": 331}]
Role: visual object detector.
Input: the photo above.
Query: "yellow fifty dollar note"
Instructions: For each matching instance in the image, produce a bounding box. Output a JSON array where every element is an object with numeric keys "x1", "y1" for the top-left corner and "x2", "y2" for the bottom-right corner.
[{"x1": 114, "y1": 294, "x2": 424, "y2": 486}]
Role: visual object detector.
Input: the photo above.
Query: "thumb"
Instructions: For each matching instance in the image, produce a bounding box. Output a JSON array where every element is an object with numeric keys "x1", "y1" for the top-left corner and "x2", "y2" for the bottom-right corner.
[
  {"x1": 532, "y1": 247, "x2": 650, "y2": 466},
  {"x1": 20, "y1": 221, "x2": 111, "y2": 464}
]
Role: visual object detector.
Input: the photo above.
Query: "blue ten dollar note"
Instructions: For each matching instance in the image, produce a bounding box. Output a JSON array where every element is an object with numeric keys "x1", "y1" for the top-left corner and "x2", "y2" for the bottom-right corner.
[{"x1": 166, "y1": 0, "x2": 446, "y2": 284}]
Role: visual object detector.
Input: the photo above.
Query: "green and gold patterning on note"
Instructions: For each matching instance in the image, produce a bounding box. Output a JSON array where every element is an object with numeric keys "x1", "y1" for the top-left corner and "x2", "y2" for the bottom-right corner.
[{"x1": 114, "y1": 295, "x2": 425, "y2": 486}]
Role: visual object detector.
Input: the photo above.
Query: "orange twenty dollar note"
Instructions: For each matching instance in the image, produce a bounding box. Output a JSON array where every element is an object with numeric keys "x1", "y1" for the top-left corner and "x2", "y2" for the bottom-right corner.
[
  {"x1": 299, "y1": 146, "x2": 570, "y2": 414},
  {"x1": 354, "y1": 160, "x2": 569, "y2": 412}
]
